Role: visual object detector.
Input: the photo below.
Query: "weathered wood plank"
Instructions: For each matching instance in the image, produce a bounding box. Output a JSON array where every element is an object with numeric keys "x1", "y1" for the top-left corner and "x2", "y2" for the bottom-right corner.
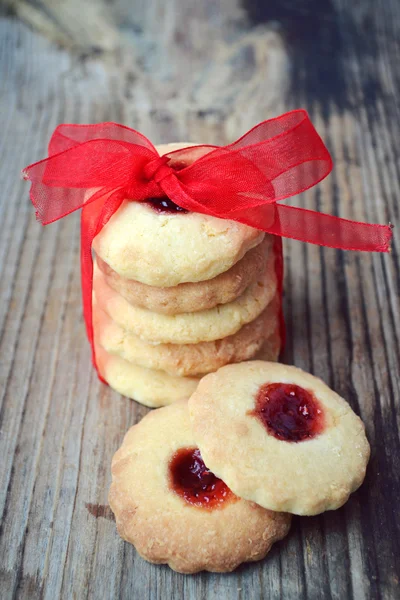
[{"x1": 0, "y1": 1, "x2": 399, "y2": 598}]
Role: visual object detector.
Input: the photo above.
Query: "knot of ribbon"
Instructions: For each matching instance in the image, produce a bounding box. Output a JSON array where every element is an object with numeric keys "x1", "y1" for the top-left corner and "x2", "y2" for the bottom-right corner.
[
  {"x1": 22, "y1": 109, "x2": 392, "y2": 372},
  {"x1": 142, "y1": 155, "x2": 174, "y2": 183}
]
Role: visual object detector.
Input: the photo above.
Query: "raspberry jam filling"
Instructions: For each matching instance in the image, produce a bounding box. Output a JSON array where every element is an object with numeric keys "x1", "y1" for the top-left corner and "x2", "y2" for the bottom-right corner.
[
  {"x1": 146, "y1": 197, "x2": 188, "y2": 214},
  {"x1": 169, "y1": 447, "x2": 234, "y2": 509},
  {"x1": 251, "y1": 383, "x2": 325, "y2": 442}
]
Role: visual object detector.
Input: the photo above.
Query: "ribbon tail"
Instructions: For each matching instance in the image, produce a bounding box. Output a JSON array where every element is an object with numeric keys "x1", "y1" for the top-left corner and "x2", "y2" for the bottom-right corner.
[
  {"x1": 231, "y1": 203, "x2": 392, "y2": 252},
  {"x1": 80, "y1": 189, "x2": 125, "y2": 375},
  {"x1": 164, "y1": 173, "x2": 392, "y2": 252}
]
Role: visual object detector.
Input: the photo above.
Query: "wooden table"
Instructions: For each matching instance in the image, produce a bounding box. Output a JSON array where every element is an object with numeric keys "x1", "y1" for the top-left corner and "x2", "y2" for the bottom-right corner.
[{"x1": 0, "y1": 1, "x2": 399, "y2": 598}]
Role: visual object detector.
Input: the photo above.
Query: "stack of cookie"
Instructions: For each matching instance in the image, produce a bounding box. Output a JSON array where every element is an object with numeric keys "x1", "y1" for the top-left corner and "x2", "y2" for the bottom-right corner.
[{"x1": 92, "y1": 143, "x2": 281, "y2": 407}]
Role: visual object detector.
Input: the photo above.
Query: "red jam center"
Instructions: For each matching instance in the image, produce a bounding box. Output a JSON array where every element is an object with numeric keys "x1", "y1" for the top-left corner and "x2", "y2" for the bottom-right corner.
[
  {"x1": 146, "y1": 197, "x2": 188, "y2": 214},
  {"x1": 169, "y1": 447, "x2": 234, "y2": 509},
  {"x1": 251, "y1": 383, "x2": 325, "y2": 442}
]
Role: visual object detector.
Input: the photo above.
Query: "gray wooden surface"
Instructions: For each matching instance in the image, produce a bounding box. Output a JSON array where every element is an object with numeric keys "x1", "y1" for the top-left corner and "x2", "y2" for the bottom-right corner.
[{"x1": 0, "y1": 1, "x2": 399, "y2": 598}]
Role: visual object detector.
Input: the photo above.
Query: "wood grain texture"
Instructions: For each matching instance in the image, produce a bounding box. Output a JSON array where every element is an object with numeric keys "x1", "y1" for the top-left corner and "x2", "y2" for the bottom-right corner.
[{"x1": 0, "y1": 0, "x2": 399, "y2": 598}]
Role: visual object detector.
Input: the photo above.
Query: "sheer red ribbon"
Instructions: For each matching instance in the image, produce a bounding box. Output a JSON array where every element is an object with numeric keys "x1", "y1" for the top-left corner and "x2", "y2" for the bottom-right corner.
[{"x1": 22, "y1": 109, "x2": 392, "y2": 371}]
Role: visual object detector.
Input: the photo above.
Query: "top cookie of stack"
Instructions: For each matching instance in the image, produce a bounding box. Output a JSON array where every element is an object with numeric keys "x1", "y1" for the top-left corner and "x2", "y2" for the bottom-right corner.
[{"x1": 92, "y1": 143, "x2": 280, "y2": 407}]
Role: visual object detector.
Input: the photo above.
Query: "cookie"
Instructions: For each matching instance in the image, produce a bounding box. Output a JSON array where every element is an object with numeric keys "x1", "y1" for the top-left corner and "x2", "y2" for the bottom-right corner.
[
  {"x1": 92, "y1": 143, "x2": 264, "y2": 287},
  {"x1": 189, "y1": 361, "x2": 370, "y2": 516},
  {"x1": 109, "y1": 400, "x2": 291, "y2": 573},
  {"x1": 253, "y1": 332, "x2": 281, "y2": 362},
  {"x1": 94, "y1": 299, "x2": 280, "y2": 377},
  {"x1": 95, "y1": 235, "x2": 274, "y2": 315},
  {"x1": 95, "y1": 343, "x2": 199, "y2": 407},
  {"x1": 93, "y1": 260, "x2": 277, "y2": 344}
]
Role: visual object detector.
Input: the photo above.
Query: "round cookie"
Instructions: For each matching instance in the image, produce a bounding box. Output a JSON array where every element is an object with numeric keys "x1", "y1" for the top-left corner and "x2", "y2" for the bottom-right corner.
[
  {"x1": 95, "y1": 235, "x2": 274, "y2": 315},
  {"x1": 253, "y1": 332, "x2": 281, "y2": 362},
  {"x1": 95, "y1": 343, "x2": 199, "y2": 407},
  {"x1": 93, "y1": 260, "x2": 277, "y2": 344},
  {"x1": 109, "y1": 400, "x2": 291, "y2": 573},
  {"x1": 189, "y1": 361, "x2": 370, "y2": 516},
  {"x1": 94, "y1": 299, "x2": 280, "y2": 377},
  {"x1": 92, "y1": 143, "x2": 264, "y2": 287}
]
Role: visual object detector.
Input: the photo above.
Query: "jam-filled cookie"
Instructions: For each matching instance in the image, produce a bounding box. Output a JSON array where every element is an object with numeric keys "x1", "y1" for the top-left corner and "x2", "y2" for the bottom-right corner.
[
  {"x1": 92, "y1": 143, "x2": 264, "y2": 288},
  {"x1": 94, "y1": 300, "x2": 280, "y2": 377},
  {"x1": 95, "y1": 235, "x2": 274, "y2": 315},
  {"x1": 189, "y1": 361, "x2": 370, "y2": 516},
  {"x1": 95, "y1": 343, "x2": 199, "y2": 407},
  {"x1": 93, "y1": 261, "x2": 277, "y2": 345},
  {"x1": 109, "y1": 401, "x2": 291, "y2": 573}
]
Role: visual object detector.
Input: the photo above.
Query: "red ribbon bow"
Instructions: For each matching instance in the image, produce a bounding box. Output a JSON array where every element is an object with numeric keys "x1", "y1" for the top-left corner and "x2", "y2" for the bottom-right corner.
[{"x1": 23, "y1": 109, "x2": 392, "y2": 371}]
